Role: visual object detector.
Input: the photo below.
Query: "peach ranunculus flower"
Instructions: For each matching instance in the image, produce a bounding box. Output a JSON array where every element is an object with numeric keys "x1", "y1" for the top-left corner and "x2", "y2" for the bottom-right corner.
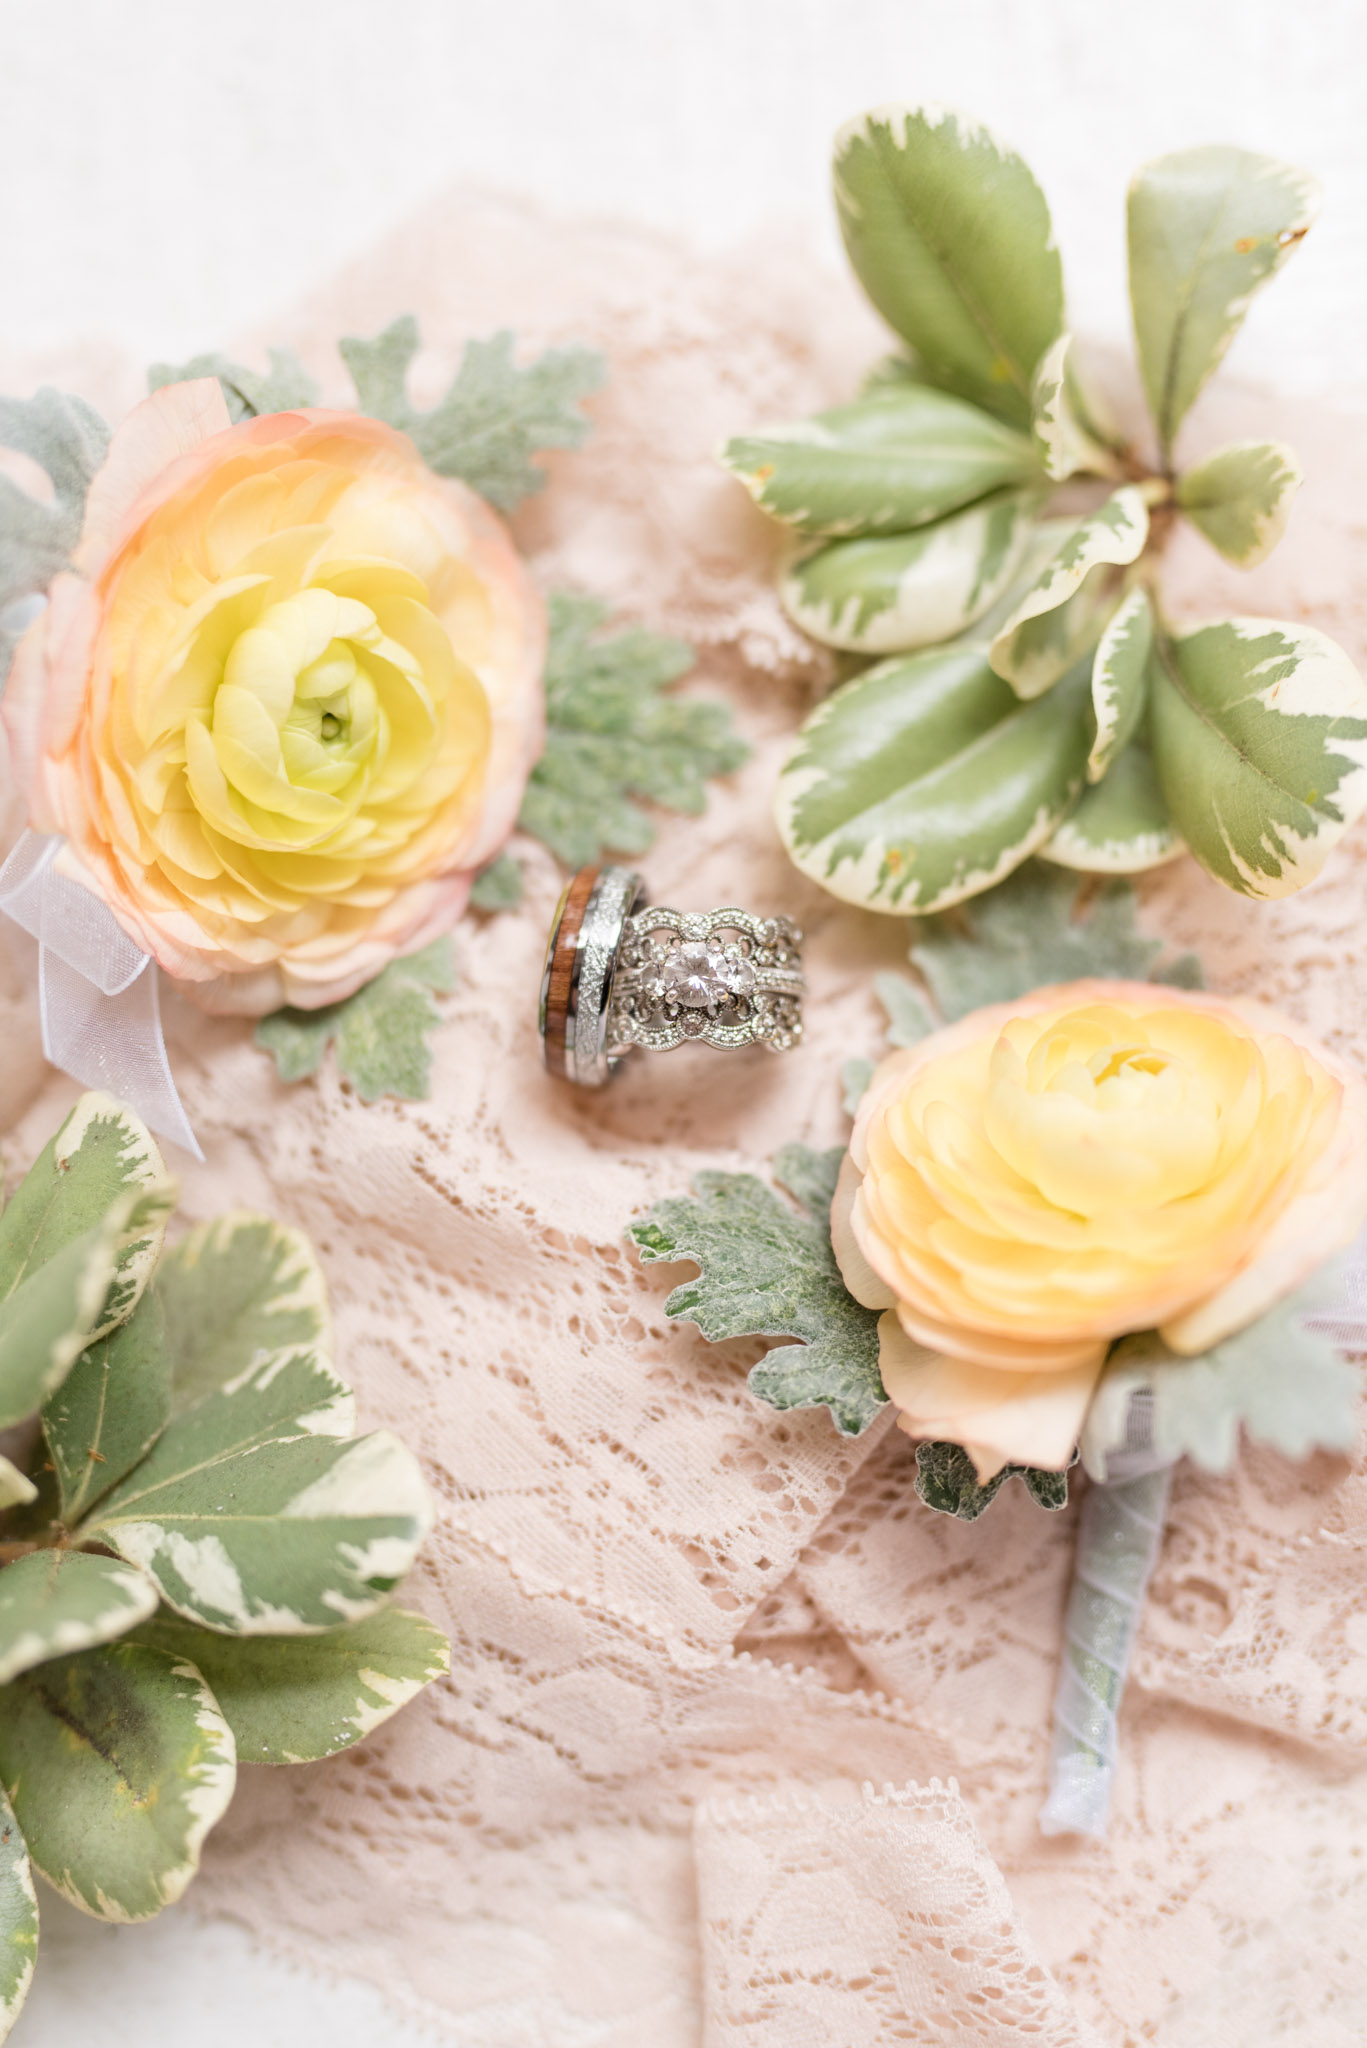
[
  {"x1": 832, "y1": 979, "x2": 1367, "y2": 1481},
  {"x1": 4, "y1": 379, "x2": 545, "y2": 1013}
]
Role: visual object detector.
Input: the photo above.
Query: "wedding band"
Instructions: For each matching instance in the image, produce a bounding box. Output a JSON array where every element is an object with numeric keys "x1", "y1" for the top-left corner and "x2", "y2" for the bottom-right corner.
[{"x1": 539, "y1": 864, "x2": 805, "y2": 1086}]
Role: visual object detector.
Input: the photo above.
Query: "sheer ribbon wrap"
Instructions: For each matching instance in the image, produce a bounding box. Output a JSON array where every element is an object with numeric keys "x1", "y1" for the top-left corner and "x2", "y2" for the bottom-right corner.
[{"x1": 0, "y1": 830, "x2": 201, "y2": 1157}]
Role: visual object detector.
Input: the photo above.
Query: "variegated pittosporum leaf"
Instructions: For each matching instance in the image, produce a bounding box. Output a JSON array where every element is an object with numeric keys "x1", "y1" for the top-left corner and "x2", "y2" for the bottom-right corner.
[
  {"x1": 720, "y1": 385, "x2": 1040, "y2": 538},
  {"x1": 1149, "y1": 618, "x2": 1367, "y2": 898},
  {"x1": 154, "y1": 1211, "x2": 332, "y2": 1414},
  {"x1": 1128, "y1": 145, "x2": 1319, "y2": 458},
  {"x1": 135, "y1": 1605, "x2": 450, "y2": 1765},
  {"x1": 0, "y1": 1787, "x2": 37, "y2": 2043},
  {"x1": 0, "y1": 1095, "x2": 172, "y2": 1429},
  {"x1": 1086, "y1": 586, "x2": 1153, "y2": 783},
  {"x1": 0, "y1": 1551, "x2": 157, "y2": 1686},
  {"x1": 256, "y1": 937, "x2": 455, "y2": 1102},
  {"x1": 0, "y1": 387, "x2": 108, "y2": 689},
  {"x1": 1040, "y1": 739, "x2": 1180, "y2": 876},
  {"x1": 1080, "y1": 1256, "x2": 1362, "y2": 1480},
  {"x1": 519, "y1": 591, "x2": 749, "y2": 867},
  {"x1": 629, "y1": 1144, "x2": 885, "y2": 1436},
  {"x1": 80, "y1": 1362, "x2": 428, "y2": 1633},
  {"x1": 1175, "y1": 440, "x2": 1302, "y2": 568},
  {"x1": 1030, "y1": 335, "x2": 1121, "y2": 483},
  {"x1": 148, "y1": 348, "x2": 320, "y2": 420},
  {"x1": 42, "y1": 1288, "x2": 171, "y2": 1523},
  {"x1": 340, "y1": 315, "x2": 603, "y2": 511},
  {"x1": 775, "y1": 643, "x2": 1093, "y2": 914},
  {"x1": 988, "y1": 487, "x2": 1149, "y2": 700},
  {"x1": 780, "y1": 488, "x2": 1037, "y2": 655},
  {"x1": 0, "y1": 1639, "x2": 236, "y2": 1923},
  {"x1": 833, "y1": 105, "x2": 1063, "y2": 431},
  {"x1": 914, "y1": 1439, "x2": 1072, "y2": 1520}
]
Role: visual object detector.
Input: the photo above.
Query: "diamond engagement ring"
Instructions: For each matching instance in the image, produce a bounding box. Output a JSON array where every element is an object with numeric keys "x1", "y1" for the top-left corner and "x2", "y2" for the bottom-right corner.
[{"x1": 539, "y1": 864, "x2": 805, "y2": 1087}]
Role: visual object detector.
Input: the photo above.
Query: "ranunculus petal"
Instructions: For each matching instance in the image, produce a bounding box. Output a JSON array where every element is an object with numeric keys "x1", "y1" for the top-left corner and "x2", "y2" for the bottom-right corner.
[{"x1": 877, "y1": 1311, "x2": 1107, "y2": 1479}]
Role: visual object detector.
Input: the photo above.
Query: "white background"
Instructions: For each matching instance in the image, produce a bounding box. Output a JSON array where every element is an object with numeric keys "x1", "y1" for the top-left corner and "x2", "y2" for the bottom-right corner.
[{"x1": 3, "y1": 1, "x2": 1365, "y2": 2039}]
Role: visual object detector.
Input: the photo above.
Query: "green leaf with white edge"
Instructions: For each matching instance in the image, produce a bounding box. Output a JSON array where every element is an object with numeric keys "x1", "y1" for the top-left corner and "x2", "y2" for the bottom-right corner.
[
  {"x1": 340, "y1": 316, "x2": 603, "y2": 512},
  {"x1": 0, "y1": 1462, "x2": 34, "y2": 1513},
  {"x1": 1040, "y1": 739, "x2": 1183, "y2": 873},
  {"x1": 833, "y1": 104, "x2": 1063, "y2": 431},
  {"x1": 148, "y1": 348, "x2": 319, "y2": 422},
  {"x1": 0, "y1": 1093, "x2": 171, "y2": 1341},
  {"x1": 469, "y1": 850, "x2": 524, "y2": 911},
  {"x1": 1080, "y1": 1258, "x2": 1361, "y2": 1480},
  {"x1": 135, "y1": 1605, "x2": 449, "y2": 1765},
  {"x1": 153, "y1": 1212, "x2": 333, "y2": 1416},
  {"x1": 0, "y1": 1787, "x2": 37, "y2": 2041},
  {"x1": 0, "y1": 1551, "x2": 158, "y2": 1686},
  {"x1": 1087, "y1": 585, "x2": 1152, "y2": 780},
  {"x1": 0, "y1": 1639, "x2": 235, "y2": 1922},
  {"x1": 720, "y1": 385, "x2": 1039, "y2": 538},
  {"x1": 988, "y1": 487, "x2": 1149, "y2": 699},
  {"x1": 914, "y1": 1440, "x2": 1071, "y2": 1520},
  {"x1": 1150, "y1": 617, "x2": 1367, "y2": 898},
  {"x1": 1128, "y1": 146, "x2": 1320, "y2": 458},
  {"x1": 629, "y1": 1144, "x2": 885, "y2": 1436},
  {"x1": 0, "y1": 1180, "x2": 175, "y2": 1433},
  {"x1": 83, "y1": 1391, "x2": 429, "y2": 1634},
  {"x1": 42, "y1": 1288, "x2": 171, "y2": 1524},
  {"x1": 519, "y1": 592, "x2": 749, "y2": 867},
  {"x1": 907, "y1": 861, "x2": 1198, "y2": 1019},
  {"x1": 256, "y1": 937, "x2": 455, "y2": 1102},
  {"x1": 776, "y1": 643, "x2": 1092, "y2": 913},
  {"x1": 1175, "y1": 440, "x2": 1302, "y2": 568},
  {"x1": 1031, "y1": 335, "x2": 1121, "y2": 483},
  {"x1": 781, "y1": 489, "x2": 1037, "y2": 655}
]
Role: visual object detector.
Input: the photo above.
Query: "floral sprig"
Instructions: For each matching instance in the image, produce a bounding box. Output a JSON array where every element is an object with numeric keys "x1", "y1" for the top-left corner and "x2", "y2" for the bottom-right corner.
[{"x1": 722, "y1": 105, "x2": 1367, "y2": 915}]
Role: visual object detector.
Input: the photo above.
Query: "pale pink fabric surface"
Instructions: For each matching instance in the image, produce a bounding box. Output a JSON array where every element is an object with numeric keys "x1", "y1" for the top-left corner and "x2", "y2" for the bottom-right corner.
[{"x1": 5, "y1": 193, "x2": 1367, "y2": 2044}]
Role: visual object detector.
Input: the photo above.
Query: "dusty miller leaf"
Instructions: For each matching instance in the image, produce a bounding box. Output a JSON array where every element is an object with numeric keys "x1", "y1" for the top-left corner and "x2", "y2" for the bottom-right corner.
[
  {"x1": 905, "y1": 864, "x2": 1201, "y2": 1021},
  {"x1": 519, "y1": 592, "x2": 749, "y2": 867},
  {"x1": 339, "y1": 315, "x2": 603, "y2": 511},
  {"x1": 0, "y1": 386, "x2": 109, "y2": 687},
  {"x1": 628, "y1": 1144, "x2": 885, "y2": 1436},
  {"x1": 914, "y1": 1439, "x2": 1072, "y2": 1520},
  {"x1": 255, "y1": 938, "x2": 455, "y2": 1103},
  {"x1": 1081, "y1": 1257, "x2": 1363, "y2": 1478},
  {"x1": 469, "y1": 850, "x2": 524, "y2": 912},
  {"x1": 148, "y1": 347, "x2": 319, "y2": 421}
]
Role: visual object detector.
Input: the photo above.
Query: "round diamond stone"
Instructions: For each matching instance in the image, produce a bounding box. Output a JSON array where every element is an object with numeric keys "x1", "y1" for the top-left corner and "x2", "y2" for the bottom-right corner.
[{"x1": 659, "y1": 939, "x2": 755, "y2": 1011}]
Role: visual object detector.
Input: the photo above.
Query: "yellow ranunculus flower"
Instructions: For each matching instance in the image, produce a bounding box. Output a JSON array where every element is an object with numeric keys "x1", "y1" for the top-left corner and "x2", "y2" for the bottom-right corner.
[
  {"x1": 5, "y1": 379, "x2": 545, "y2": 1012},
  {"x1": 832, "y1": 979, "x2": 1367, "y2": 1478}
]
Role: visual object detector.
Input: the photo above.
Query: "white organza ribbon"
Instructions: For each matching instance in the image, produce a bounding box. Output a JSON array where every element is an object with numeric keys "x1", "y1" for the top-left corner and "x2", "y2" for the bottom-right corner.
[{"x1": 0, "y1": 831, "x2": 202, "y2": 1158}]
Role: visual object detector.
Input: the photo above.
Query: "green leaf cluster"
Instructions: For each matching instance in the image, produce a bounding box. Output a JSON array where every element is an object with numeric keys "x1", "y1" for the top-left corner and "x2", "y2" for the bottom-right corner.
[
  {"x1": 0, "y1": 1099, "x2": 447, "y2": 2039},
  {"x1": 723, "y1": 104, "x2": 1367, "y2": 914},
  {"x1": 0, "y1": 389, "x2": 109, "y2": 690}
]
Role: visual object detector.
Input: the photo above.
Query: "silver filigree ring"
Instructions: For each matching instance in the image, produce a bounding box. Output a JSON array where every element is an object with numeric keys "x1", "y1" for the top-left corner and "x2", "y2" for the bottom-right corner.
[{"x1": 539, "y1": 864, "x2": 804, "y2": 1087}]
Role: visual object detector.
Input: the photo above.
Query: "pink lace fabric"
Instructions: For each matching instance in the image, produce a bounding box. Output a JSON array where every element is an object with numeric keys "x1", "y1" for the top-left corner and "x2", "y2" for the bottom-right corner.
[{"x1": 4, "y1": 192, "x2": 1367, "y2": 2044}]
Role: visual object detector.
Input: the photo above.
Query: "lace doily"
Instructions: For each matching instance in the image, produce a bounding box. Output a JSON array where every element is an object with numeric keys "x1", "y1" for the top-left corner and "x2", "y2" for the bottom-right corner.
[{"x1": 4, "y1": 190, "x2": 1367, "y2": 2045}]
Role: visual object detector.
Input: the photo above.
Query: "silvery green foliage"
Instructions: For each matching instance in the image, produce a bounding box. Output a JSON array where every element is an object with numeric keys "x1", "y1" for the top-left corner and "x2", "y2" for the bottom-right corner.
[
  {"x1": 340, "y1": 314, "x2": 603, "y2": 510},
  {"x1": 0, "y1": 1103, "x2": 448, "y2": 2040},
  {"x1": 0, "y1": 387, "x2": 108, "y2": 689},
  {"x1": 914, "y1": 1440, "x2": 1072, "y2": 1520},
  {"x1": 149, "y1": 347, "x2": 320, "y2": 420},
  {"x1": 729, "y1": 103, "x2": 1367, "y2": 913},
  {"x1": 256, "y1": 936, "x2": 456, "y2": 1100},
  {"x1": 629, "y1": 1144, "x2": 886, "y2": 1436},
  {"x1": 1081, "y1": 1258, "x2": 1362, "y2": 1479}
]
